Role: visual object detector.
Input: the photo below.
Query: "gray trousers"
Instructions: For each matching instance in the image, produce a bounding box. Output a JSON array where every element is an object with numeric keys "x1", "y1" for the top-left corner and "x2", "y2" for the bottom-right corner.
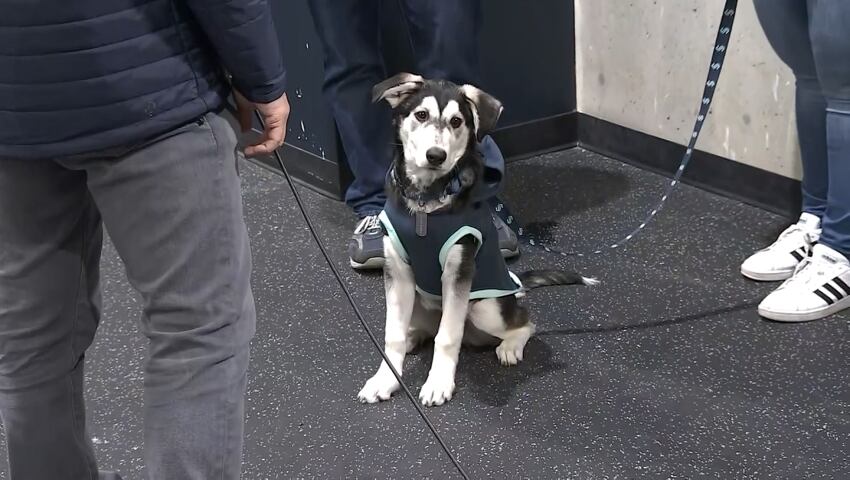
[{"x1": 0, "y1": 113, "x2": 255, "y2": 479}]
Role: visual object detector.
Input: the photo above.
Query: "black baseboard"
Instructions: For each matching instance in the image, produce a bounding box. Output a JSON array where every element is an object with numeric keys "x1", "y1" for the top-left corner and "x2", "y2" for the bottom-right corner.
[
  {"x1": 227, "y1": 101, "x2": 800, "y2": 218},
  {"x1": 494, "y1": 112, "x2": 578, "y2": 162},
  {"x1": 577, "y1": 114, "x2": 801, "y2": 219},
  {"x1": 493, "y1": 111, "x2": 801, "y2": 218}
]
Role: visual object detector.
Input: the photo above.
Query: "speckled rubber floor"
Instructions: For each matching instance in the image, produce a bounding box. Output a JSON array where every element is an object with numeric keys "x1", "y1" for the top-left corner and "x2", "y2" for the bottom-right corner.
[{"x1": 2, "y1": 149, "x2": 847, "y2": 479}]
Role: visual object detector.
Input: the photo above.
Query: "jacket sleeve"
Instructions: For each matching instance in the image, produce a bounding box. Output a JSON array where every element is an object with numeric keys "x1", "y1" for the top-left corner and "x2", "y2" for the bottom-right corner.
[{"x1": 184, "y1": 0, "x2": 287, "y2": 103}]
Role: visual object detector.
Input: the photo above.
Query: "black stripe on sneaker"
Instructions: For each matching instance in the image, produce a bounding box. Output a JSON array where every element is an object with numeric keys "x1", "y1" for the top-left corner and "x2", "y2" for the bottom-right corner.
[
  {"x1": 833, "y1": 277, "x2": 850, "y2": 296},
  {"x1": 824, "y1": 283, "x2": 843, "y2": 300},
  {"x1": 791, "y1": 250, "x2": 804, "y2": 261},
  {"x1": 814, "y1": 289, "x2": 836, "y2": 305}
]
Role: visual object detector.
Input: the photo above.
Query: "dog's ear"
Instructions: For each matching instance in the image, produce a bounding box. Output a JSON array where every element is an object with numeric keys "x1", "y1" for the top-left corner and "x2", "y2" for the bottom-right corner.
[
  {"x1": 461, "y1": 85, "x2": 503, "y2": 140},
  {"x1": 372, "y1": 73, "x2": 425, "y2": 108}
]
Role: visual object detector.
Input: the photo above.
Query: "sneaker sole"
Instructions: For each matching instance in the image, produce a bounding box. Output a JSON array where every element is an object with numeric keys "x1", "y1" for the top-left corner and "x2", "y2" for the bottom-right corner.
[
  {"x1": 740, "y1": 267, "x2": 794, "y2": 282},
  {"x1": 501, "y1": 247, "x2": 521, "y2": 259},
  {"x1": 350, "y1": 257, "x2": 385, "y2": 270},
  {"x1": 759, "y1": 295, "x2": 850, "y2": 322}
]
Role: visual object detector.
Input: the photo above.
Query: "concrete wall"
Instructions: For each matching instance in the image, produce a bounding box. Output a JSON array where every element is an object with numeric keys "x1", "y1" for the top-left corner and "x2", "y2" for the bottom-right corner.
[{"x1": 576, "y1": 0, "x2": 801, "y2": 180}]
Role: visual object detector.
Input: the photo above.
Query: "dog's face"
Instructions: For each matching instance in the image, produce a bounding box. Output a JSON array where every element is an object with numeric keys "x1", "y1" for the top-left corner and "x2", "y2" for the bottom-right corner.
[{"x1": 373, "y1": 74, "x2": 503, "y2": 183}]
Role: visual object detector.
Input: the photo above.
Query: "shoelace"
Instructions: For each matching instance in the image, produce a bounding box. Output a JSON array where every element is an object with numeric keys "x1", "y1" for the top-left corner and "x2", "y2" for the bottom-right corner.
[
  {"x1": 355, "y1": 215, "x2": 381, "y2": 235},
  {"x1": 761, "y1": 226, "x2": 818, "y2": 261},
  {"x1": 782, "y1": 260, "x2": 823, "y2": 291},
  {"x1": 780, "y1": 235, "x2": 816, "y2": 284},
  {"x1": 803, "y1": 231, "x2": 819, "y2": 252},
  {"x1": 781, "y1": 245, "x2": 841, "y2": 290},
  {"x1": 791, "y1": 257, "x2": 814, "y2": 280}
]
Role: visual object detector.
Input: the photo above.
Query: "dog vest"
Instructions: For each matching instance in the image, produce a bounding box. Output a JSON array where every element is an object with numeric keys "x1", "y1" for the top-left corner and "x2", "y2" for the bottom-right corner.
[{"x1": 380, "y1": 197, "x2": 522, "y2": 301}]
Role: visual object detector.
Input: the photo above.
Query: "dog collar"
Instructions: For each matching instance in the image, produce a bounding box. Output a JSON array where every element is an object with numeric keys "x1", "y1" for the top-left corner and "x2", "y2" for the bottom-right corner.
[{"x1": 394, "y1": 169, "x2": 464, "y2": 207}]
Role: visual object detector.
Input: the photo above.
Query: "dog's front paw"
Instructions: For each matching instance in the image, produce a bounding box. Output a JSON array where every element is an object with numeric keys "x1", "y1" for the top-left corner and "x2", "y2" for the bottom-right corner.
[
  {"x1": 496, "y1": 339, "x2": 525, "y2": 366},
  {"x1": 419, "y1": 372, "x2": 456, "y2": 406},
  {"x1": 358, "y1": 373, "x2": 400, "y2": 404},
  {"x1": 496, "y1": 326, "x2": 533, "y2": 366}
]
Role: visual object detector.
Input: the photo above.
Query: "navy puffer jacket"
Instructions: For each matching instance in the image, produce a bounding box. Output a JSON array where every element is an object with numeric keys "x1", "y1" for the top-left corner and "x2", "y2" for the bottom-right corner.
[{"x1": 0, "y1": 0, "x2": 287, "y2": 159}]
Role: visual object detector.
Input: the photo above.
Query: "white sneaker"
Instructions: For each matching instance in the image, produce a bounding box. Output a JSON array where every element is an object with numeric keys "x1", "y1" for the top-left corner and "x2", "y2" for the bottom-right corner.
[
  {"x1": 741, "y1": 213, "x2": 821, "y2": 281},
  {"x1": 758, "y1": 244, "x2": 850, "y2": 322}
]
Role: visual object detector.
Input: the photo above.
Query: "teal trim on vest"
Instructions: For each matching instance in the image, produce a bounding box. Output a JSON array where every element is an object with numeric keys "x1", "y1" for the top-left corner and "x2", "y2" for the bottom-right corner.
[
  {"x1": 438, "y1": 226, "x2": 483, "y2": 269},
  {"x1": 379, "y1": 210, "x2": 409, "y2": 263},
  {"x1": 413, "y1": 273, "x2": 523, "y2": 301}
]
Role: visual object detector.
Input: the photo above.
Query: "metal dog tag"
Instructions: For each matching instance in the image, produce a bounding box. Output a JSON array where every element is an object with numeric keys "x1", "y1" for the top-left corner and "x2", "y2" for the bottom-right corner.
[{"x1": 415, "y1": 211, "x2": 427, "y2": 237}]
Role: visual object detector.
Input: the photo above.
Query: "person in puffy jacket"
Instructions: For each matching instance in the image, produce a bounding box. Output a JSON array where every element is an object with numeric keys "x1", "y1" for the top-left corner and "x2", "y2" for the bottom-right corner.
[{"x1": 0, "y1": 1, "x2": 289, "y2": 479}]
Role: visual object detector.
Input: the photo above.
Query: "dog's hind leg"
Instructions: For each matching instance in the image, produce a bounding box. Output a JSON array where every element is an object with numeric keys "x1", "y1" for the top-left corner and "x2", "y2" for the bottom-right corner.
[
  {"x1": 468, "y1": 296, "x2": 535, "y2": 366},
  {"x1": 419, "y1": 241, "x2": 476, "y2": 407},
  {"x1": 358, "y1": 238, "x2": 416, "y2": 404}
]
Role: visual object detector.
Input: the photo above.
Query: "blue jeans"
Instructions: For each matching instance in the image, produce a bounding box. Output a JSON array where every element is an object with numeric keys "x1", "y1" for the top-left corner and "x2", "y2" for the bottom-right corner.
[
  {"x1": 308, "y1": 0, "x2": 504, "y2": 217},
  {"x1": 0, "y1": 113, "x2": 254, "y2": 479},
  {"x1": 755, "y1": 0, "x2": 850, "y2": 256}
]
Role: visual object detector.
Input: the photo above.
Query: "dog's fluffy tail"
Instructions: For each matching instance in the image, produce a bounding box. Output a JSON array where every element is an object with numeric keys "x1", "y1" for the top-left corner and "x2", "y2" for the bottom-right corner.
[{"x1": 518, "y1": 270, "x2": 599, "y2": 291}]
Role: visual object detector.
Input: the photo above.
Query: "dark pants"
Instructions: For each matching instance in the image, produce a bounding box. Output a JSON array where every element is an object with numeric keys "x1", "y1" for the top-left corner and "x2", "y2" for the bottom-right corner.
[
  {"x1": 308, "y1": 0, "x2": 504, "y2": 217},
  {"x1": 755, "y1": 0, "x2": 850, "y2": 256},
  {"x1": 0, "y1": 113, "x2": 255, "y2": 479}
]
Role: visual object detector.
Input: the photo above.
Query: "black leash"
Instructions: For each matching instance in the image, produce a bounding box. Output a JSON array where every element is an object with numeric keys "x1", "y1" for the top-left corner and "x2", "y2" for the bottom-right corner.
[
  {"x1": 493, "y1": 0, "x2": 739, "y2": 258},
  {"x1": 254, "y1": 114, "x2": 472, "y2": 480},
  {"x1": 255, "y1": 2, "x2": 738, "y2": 478}
]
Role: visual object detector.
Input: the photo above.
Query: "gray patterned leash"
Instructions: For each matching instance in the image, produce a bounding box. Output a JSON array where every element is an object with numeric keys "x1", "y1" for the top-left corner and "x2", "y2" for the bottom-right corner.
[{"x1": 493, "y1": 0, "x2": 739, "y2": 258}]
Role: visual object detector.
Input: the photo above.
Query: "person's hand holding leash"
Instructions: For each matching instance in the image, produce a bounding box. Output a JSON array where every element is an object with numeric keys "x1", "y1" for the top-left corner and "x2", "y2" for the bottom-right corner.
[{"x1": 235, "y1": 90, "x2": 291, "y2": 157}]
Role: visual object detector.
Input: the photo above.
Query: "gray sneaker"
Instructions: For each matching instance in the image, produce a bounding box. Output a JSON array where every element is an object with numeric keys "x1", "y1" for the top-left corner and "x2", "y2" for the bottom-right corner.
[
  {"x1": 494, "y1": 213, "x2": 520, "y2": 259},
  {"x1": 349, "y1": 215, "x2": 386, "y2": 270}
]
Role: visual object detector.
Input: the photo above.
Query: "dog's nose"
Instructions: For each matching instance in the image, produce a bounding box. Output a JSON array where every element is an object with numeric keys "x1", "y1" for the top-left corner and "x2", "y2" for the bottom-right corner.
[{"x1": 426, "y1": 147, "x2": 447, "y2": 166}]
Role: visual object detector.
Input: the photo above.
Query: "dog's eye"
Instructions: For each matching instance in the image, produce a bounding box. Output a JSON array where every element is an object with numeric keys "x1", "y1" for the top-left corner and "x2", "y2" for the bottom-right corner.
[
  {"x1": 450, "y1": 117, "x2": 463, "y2": 129},
  {"x1": 414, "y1": 111, "x2": 429, "y2": 122}
]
